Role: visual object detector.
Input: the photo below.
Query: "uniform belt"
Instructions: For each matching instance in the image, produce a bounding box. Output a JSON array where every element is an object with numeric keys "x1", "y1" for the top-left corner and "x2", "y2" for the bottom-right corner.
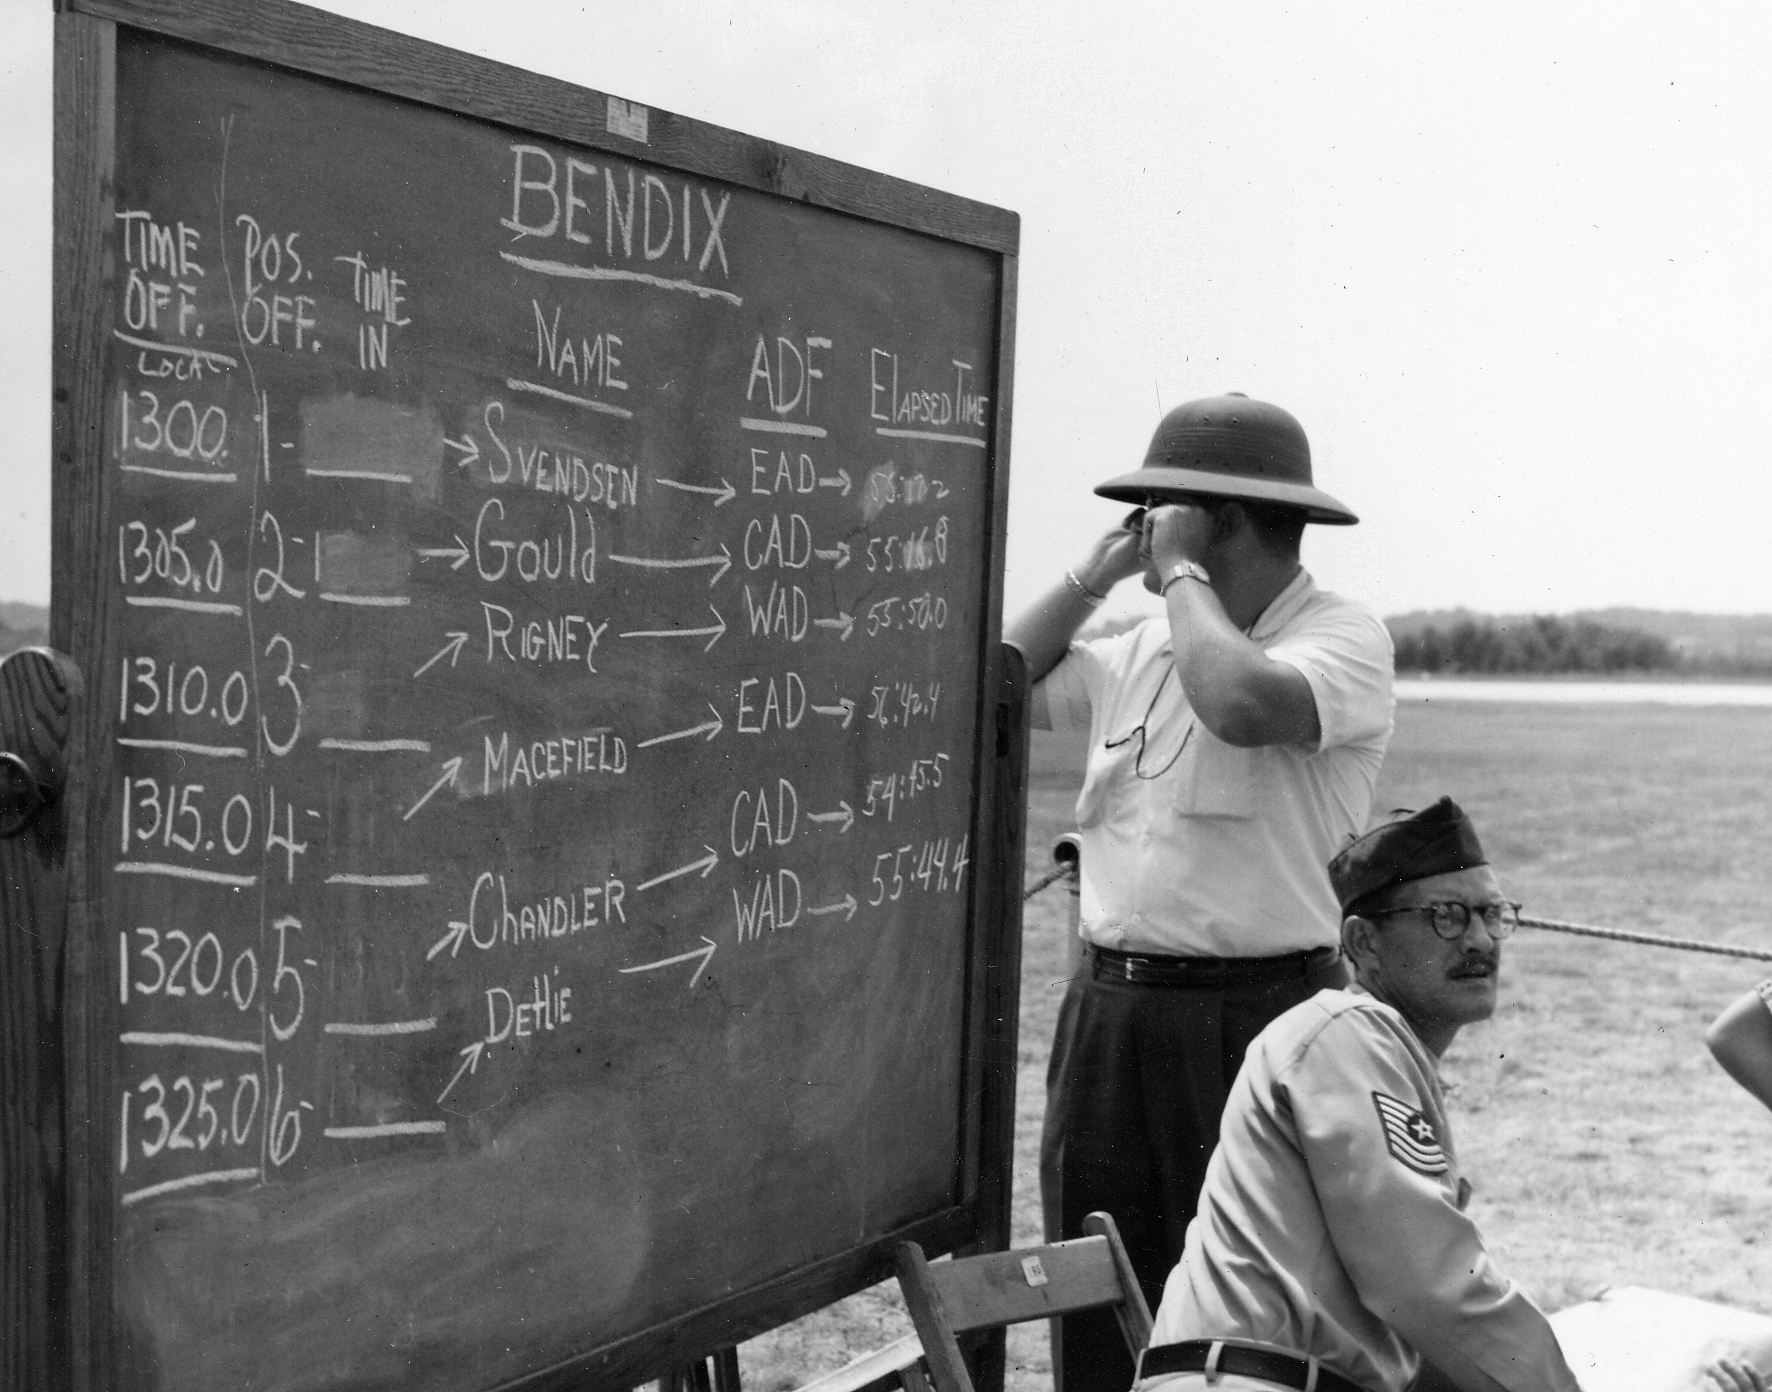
[
  {"x1": 1090, "y1": 944, "x2": 1339, "y2": 988},
  {"x1": 1137, "y1": 1339, "x2": 1367, "y2": 1392}
]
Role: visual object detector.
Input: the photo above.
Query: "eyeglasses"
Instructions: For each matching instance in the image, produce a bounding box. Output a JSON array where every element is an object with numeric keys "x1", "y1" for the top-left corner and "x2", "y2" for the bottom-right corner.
[
  {"x1": 1103, "y1": 666, "x2": 1194, "y2": 779},
  {"x1": 1363, "y1": 900, "x2": 1522, "y2": 940}
]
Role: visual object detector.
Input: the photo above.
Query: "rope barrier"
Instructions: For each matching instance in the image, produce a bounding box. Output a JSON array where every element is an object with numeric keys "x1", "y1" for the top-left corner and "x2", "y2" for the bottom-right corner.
[
  {"x1": 1019, "y1": 871, "x2": 1772, "y2": 964},
  {"x1": 1021, "y1": 865, "x2": 1075, "y2": 902},
  {"x1": 1520, "y1": 914, "x2": 1772, "y2": 963}
]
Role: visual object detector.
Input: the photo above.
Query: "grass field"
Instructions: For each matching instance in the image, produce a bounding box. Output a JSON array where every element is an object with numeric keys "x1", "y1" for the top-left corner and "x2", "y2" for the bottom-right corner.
[{"x1": 740, "y1": 697, "x2": 1772, "y2": 1390}]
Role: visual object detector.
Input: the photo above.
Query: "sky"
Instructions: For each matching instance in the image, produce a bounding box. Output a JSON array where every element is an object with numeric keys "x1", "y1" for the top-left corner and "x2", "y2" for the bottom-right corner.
[{"x1": 5, "y1": 0, "x2": 1771, "y2": 622}]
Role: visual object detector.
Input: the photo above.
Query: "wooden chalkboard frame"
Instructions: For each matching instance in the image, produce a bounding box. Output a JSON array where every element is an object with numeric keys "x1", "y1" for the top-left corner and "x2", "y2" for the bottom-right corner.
[{"x1": 42, "y1": 1, "x2": 1024, "y2": 1389}]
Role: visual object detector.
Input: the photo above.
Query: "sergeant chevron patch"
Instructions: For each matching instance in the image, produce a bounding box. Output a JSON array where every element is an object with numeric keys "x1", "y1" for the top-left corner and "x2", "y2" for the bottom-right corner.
[{"x1": 1372, "y1": 1091, "x2": 1448, "y2": 1175}]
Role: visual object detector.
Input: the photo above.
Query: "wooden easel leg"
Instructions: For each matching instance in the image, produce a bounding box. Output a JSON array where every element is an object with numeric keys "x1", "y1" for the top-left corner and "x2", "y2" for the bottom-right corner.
[{"x1": 656, "y1": 1345, "x2": 740, "y2": 1392}]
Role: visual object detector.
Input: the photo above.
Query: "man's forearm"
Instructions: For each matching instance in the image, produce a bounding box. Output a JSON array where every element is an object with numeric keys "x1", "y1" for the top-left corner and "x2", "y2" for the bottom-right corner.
[
  {"x1": 1160, "y1": 577, "x2": 1319, "y2": 747},
  {"x1": 1004, "y1": 569, "x2": 1106, "y2": 683},
  {"x1": 1006, "y1": 522, "x2": 1141, "y2": 683}
]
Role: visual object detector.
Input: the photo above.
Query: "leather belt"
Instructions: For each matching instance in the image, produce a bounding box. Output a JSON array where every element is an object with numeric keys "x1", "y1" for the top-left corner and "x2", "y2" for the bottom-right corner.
[
  {"x1": 1090, "y1": 944, "x2": 1340, "y2": 988},
  {"x1": 1137, "y1": 1339, "x2": 1367, "y2": 1392}
]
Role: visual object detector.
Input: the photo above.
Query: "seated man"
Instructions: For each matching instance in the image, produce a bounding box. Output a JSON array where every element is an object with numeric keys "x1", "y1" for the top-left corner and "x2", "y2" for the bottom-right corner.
[{"x1": 1138, "y1": 797, "x2": 1581, "y2": 1392}]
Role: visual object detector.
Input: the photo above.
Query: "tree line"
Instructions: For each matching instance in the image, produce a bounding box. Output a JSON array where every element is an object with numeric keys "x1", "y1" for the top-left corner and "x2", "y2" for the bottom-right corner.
[{"x1": 1390, "y1": 614, "x2": 1728, "y2": 675}]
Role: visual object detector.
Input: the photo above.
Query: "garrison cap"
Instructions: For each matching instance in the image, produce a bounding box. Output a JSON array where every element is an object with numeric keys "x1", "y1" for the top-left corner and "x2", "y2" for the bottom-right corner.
[{"x1": 1329, "y1": 796, "x2": 1488, "y2": 918}]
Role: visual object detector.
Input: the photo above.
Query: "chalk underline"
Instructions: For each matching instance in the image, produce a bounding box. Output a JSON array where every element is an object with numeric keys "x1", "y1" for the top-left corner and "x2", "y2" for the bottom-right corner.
[
  {"x1": 500, "y1": 250, "x2": 742, "y2": 306},
  {"x1": 875, "y1": 427, "x2": 987, "y2": 449}
]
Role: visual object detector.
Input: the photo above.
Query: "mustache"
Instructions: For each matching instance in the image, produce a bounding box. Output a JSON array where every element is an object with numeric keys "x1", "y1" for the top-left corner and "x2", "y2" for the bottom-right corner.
[{"x1": 1448, "y1": 952, "x2": 1500, "y2": 979}]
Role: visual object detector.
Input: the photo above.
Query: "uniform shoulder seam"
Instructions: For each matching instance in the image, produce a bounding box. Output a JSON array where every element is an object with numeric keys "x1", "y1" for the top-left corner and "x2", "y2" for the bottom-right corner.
[{"x1": 1272, "y1": 994, "x2": 1401, "y2": 1075}]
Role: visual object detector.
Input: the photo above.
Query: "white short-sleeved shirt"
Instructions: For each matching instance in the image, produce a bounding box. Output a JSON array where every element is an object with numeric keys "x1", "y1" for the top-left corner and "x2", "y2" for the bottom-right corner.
[
  {"x1": 1041, "y1": 569, "x2": 1393, "y2": 958},
  {"x1": 1149, "y1": 989, "x2": 1581, "y2": 1392}
]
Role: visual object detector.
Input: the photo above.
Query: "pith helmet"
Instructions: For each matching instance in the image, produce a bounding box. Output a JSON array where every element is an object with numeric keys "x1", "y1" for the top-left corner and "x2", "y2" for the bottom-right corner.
[{"x1": 1094, "y1": 392, "x2": 1358, "y2": 525}]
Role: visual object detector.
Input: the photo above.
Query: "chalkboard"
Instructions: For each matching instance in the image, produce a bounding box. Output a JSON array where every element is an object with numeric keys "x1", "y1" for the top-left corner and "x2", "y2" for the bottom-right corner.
[{"x1": 44, "y1": 3, "x2": 1022, "y2": 1390}]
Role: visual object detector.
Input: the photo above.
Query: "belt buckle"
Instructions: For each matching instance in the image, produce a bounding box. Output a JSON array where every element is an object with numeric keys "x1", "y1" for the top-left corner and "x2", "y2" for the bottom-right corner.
[{"x1": 1123, "y1": 953, "x2": 1166, "y2": 984}]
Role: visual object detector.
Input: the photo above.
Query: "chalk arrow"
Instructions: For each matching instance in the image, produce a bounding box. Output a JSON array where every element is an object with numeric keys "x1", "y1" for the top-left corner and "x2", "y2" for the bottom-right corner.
[
  {"x1": 814, "y1": 611, "x2": 854, "y2": 642},
  {"x1": 620, "y1": 605, "x2": 727, "y2": 653},
  {"x1": 608, "y1": 543, "x2": 732, "y2": 587},
  {"x1": 635, "y1": 845, "x2": 720, "y2": 894},
  {"x1": 812, "y1": 698, "x2": 856, "y2": 729},
  {"x1": 817, "y1": 468, "x2": 852, "y2": 497},
  {"x1": 814, "y1": 541, "x2": 852, "y2": 570},
  {"x1": 404, "y1": 756, "x2": 465, "y2": 822},
  {"x1": 413, "y1": 631, "x2": 470, "y2": 679},
  {"x1": 807, "y1": 801, "x2": 855, "y2": 834},
  {"x1": 807, "y1": 894, "x2": 859, "y2": 923},
  {"x1": 437, "y1": 1039, "x2": 485, "y2": 1104},
  {"x1": 427, "y1": 918, "x2": 471, "y2": 961},
  {"x1": 656, "y1": 475, "x2": 737, "y2": 507},
  {"x1": 618, "y1": 936, "x2": 718, "y2": 990},
  {"x1": 443, "y1": 434, "x2": 480, "y2": 471},
  {"x1": 416, "y1": 535, "x2": 470, "y2": 570},
  {"x1": 636, "y1": 704, "x2": 724, "y2": 749}
]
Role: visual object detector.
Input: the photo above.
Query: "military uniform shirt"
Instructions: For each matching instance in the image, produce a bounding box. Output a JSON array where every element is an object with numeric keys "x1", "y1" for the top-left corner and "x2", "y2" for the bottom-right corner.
[{"x1": 1149, "y1": 988, "x2": 1581, "y2": 1392}]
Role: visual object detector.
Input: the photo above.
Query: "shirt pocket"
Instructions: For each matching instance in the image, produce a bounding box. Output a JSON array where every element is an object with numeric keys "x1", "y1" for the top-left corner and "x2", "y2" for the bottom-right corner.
[
  {"x1": 1169, "y1": 729, "x2": 1256, "y2": 820},
  {"x1": 1074, "y1": 737, "x2": 1134, "y2": 830}
]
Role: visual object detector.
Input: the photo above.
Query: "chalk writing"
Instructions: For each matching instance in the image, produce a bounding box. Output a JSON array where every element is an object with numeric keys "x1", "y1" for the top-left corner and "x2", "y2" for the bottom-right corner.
[
  {"x1": 482, "y1": 728, "x2": 628, "y2": 791},
  {"x1": 744, "y1": 334, "x2": 830, "y2": 420},
  {"x1": 480, "y1": 602, "x2": 611, "y2": 671},
  {"x1": 501, "y1": 145, "x2": 733, "y2": 279},
  {"x1": 484, "y1": 968, "x2": 574, "y2": 1041},
  {"x1": 868, "y1": 352, "x2": 990, "y2": 434},
  {"x1": 864, "y1": 591, "x2": 950, "y2": 637},
  {"x1": 863, "y1": 518, "x2": 949, "y2": 574},
  {"x1": 532, "y1": 300, "x2": 628, "y2": 393},
  {"x1": 861, "y1": 753, "x2": 952, "y2": 822},
  {"x1": 99, "y1": 64, "x2": 1001, "y2": 1329},
  {"x1": 430, "y1": 870, "x2": 629, "y2": 960},
  {"x1": 118, "y1": 390, "x2": 233, "y2": 471},
  {"x1": 864, "y1": 680, "x2": 942, "y2": 729},
  {"x1": 117, "y1": 209, "x2": 206, "y2": 342},
  {"x1": 472, "y1": 497, "x2": 600, "y2": 585},
  {"x1": 335, "y1": 250, "x2": 411, "y2": 370},
  {"x1": 867, "y1": 835, "x2": 969, "y2": 905}
]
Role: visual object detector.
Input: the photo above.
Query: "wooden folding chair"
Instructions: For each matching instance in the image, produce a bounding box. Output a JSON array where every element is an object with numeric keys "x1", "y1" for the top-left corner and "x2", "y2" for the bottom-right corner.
[
  {"x1": 894, "y1": 1212, "x2": 1153, "y2": 1392},
  {"x1": 788, "y1": 1332, "x2": 935, "y2": 1392}
]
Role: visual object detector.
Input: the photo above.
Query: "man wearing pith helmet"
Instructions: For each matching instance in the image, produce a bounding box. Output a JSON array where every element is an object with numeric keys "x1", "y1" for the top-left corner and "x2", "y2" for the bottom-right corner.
[
  {"x1": 1140, "y1": 798, "x2": 1580, "y2": 1392},
  {"x1": 1006, "y1": 393, "x2": 1394, "y2": 1392}
]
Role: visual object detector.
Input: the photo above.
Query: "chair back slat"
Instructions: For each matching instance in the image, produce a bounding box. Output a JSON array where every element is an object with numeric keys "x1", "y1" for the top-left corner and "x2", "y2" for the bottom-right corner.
[
  {"x1": 893, "y1": 1211, "x2": 1153, "y2": 1392},
  {"x1": 922, "y1": 1235, "x2": 1125, "y2": 1332}
]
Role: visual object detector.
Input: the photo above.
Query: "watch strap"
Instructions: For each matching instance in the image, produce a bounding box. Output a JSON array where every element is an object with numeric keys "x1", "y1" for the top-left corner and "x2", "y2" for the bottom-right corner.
[{"x1": 1159, "y1": 560, "x2": 1211, "y2": 596}]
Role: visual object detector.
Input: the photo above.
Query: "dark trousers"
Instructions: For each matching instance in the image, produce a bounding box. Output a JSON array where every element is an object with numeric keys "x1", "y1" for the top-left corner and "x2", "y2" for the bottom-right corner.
[{"x1": 1039, "y1": 946, "x2": 1347, "y2": 1392}]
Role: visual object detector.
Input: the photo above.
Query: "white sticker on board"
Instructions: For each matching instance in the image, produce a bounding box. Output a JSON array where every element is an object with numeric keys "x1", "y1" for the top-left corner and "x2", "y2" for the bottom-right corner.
[
  {"x1": 1021, "y1": 1256, "x2": 1048, "y2": 1288},
  {"x1": 606, "y1": 97, "x2": 649, "y2": 143}
]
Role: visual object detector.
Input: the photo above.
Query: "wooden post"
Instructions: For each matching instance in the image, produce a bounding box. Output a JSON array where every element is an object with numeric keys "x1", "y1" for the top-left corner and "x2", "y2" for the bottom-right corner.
[
  {"x1": 1054, "y1": 833, "x2": 1081, "y2": 977},
  {"x1": 0, "y1": 646, "x2": 84, "y2": 1392},
  {"x1": 953, "y1": 646, "x2": 1030, "y2": 1392}
]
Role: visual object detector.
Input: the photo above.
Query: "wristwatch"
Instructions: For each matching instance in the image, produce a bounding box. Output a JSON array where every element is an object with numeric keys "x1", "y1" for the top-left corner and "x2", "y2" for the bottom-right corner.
[{"x1": 1159, "y1": 560, "x2": 1211, "y2": 595}]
